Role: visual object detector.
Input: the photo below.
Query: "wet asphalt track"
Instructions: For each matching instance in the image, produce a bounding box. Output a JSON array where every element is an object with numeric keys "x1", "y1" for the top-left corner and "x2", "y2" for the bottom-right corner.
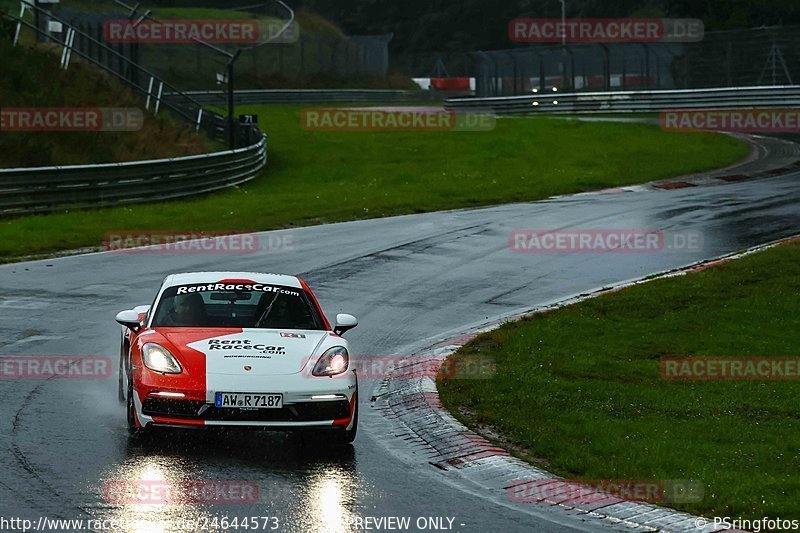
[{"x1": 1, "y1": 173, "x2": 799, "y2": 533}]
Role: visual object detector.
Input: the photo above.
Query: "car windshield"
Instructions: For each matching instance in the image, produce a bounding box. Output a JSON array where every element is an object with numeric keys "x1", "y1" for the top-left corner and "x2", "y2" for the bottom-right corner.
[{"x1": 151, "y1": 283, "x2": 326, "y2": 330}]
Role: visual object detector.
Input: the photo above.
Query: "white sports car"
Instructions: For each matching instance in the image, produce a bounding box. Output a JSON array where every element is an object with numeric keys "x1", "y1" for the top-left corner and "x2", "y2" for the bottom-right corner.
[{"x1": 115, "y1": 272, "x2": 359, "y2": 443}]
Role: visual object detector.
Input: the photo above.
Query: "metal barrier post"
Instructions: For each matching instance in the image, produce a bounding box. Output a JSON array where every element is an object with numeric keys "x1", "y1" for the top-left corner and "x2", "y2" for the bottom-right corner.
[
  {"x1": 537, "y1": 51, "x2": 545, "y2": 93},
  {"x1": 60, "y1": 27, "x2": 75, "y2": 69},
  {"x1": 145, "y1": 76, "x2": 154, "y2": 110},
  {"x1": 599, "y1": 44, "x2": 610, "y2": 91},
  {"x1": 12, "y1": 2, "x2": 28, "y2": 46},
  {"x1": 154, "y1": 81, "x2": 164, "y2": 115},
  {"x1": 58, "y1": 26, "x2": 68, "y2": 67},
  {"x1": 65, "y1": 28, "x2": 75, "y2": 67},
  {"x1": 226, "y1": 49, "x2": 243, "y2": 149}
]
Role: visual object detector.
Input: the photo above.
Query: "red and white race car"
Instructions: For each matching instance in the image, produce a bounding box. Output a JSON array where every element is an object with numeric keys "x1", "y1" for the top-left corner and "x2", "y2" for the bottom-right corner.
[{"x1": 115, "y1": 272, "x2": 359, "y2": 442}]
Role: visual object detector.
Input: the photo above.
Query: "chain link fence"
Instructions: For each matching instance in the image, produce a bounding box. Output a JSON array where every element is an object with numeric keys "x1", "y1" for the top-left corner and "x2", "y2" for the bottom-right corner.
[
  {"x1": 470, "y1": 25, "x2": 800, "y2": 97},
  {"x1": 49, "y1": 4, "x2": 394, "y2": 90}
]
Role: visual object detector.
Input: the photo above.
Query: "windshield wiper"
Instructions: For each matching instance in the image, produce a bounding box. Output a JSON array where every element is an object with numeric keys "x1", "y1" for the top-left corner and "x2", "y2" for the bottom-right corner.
[{"x1": 254, "y1": 292, "x2": 281, "y2": 328}]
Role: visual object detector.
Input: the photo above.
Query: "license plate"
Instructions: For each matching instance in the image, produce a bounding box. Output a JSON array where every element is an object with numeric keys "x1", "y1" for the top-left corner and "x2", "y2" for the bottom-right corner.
[{"x1": 215, "y1": 392, "x2": 283, "y2": 409}]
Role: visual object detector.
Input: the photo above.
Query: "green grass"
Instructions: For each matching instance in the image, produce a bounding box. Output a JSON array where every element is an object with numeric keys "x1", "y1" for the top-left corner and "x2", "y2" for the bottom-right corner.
[
  {"x1": 438, "y1": 240, "x2": 800, "y2": 519},
  {"x1": 0, "y1": 104, "x2": 746, "y2": 260}
]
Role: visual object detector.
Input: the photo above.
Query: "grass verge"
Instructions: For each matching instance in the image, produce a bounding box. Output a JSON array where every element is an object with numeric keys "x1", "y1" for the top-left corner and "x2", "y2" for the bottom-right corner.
[
  {"x1": 438, "y1": 239, "x2": 800, "y2": 519},
  {"x1": 0, "y1": 104, "x2": 746, "y2": 260}
]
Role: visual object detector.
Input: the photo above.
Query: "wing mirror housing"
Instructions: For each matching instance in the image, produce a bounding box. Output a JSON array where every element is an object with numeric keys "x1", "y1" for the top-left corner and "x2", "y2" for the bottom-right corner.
[
  {"x1": 116, "y1": 309, "x2": 142, "y2": 332},
  {"x1": 333, "y1": 314, "x2": 358, "y2": 336}
]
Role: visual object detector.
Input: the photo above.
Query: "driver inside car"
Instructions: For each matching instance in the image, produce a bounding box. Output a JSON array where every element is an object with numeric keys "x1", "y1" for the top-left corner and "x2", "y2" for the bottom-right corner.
[{"x1": 164, "y1": 293, "x2": 207, "y2": 327}]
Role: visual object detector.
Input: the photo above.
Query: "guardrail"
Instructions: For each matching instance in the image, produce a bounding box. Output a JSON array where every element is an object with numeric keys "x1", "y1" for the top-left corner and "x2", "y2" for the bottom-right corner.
[
  {"x1": 446, "y1": 85, "x2": 800, "y2": 114},
  {"x1": 179, "y1": 89, "x2": 446, "y2": 106},
  {"x1": 0, "y1": 135, "x2": 267, "y2": 216}
]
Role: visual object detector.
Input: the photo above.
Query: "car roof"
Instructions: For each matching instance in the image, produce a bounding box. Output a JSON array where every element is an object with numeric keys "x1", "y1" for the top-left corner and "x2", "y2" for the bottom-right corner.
[{"x1": 163, "y1": 272, "x2": 303, "y2": 289}]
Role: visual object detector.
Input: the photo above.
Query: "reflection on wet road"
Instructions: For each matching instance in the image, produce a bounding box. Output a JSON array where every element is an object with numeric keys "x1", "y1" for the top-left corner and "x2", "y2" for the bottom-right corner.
[{"x1": 103, "y1": 432, "x2": 358, "y2": 532}]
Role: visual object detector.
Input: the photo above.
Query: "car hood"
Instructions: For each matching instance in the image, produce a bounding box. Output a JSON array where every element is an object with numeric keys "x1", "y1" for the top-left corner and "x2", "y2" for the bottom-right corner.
[{"x1": 157, "y1": 328, "x2": 327, "y2": 376}]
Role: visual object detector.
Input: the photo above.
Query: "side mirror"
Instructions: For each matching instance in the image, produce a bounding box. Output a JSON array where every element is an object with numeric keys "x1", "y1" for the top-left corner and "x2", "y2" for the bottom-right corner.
[
  {"x1": 115, "y1": 310, "x2": 142, "y2": 332},
  {"x1": 333, "y1": 314, "x2": 358, "y2": 336}
]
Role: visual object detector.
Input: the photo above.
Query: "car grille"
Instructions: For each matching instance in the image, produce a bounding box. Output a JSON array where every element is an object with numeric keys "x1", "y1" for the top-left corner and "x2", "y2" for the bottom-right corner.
[
  {"x1": 142, "y1": 398, "x2": 205, "y2": 417},
  {"x1": 142, "y1": 398, "x2": 350, "y2": 422}
]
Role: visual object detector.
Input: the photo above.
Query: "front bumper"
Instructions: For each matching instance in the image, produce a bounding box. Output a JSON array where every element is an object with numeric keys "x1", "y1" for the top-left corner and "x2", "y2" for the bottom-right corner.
[{"x1": 133, "y1": 370, "x2": 357, "y2": 429}]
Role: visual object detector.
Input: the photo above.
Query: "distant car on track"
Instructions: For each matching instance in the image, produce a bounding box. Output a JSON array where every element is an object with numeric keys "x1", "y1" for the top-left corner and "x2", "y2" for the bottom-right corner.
[{"x1": 115, "y1": 272, "x2": 359, "y2": 443}]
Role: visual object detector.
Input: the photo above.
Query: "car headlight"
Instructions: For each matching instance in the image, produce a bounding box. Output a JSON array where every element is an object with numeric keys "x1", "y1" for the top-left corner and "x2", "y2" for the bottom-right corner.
[
  {"x1": 142, "y1": 343, "x2": 183, "y2": 374},
  {"x1": 312, "y1": 346, "x2": 349, "y2": 377}
]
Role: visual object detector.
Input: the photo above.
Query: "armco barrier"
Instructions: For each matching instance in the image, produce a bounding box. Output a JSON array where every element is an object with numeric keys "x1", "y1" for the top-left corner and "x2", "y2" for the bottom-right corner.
[
  {"x1": 178, "y1": 89, "x2": 445, "y2": 106},
  {"x1": 0, "y1": 135, "x2": 267, "y2": 216},
  {"x1": 446, "y1": 85, "x2": 800, "y2": 114}
]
